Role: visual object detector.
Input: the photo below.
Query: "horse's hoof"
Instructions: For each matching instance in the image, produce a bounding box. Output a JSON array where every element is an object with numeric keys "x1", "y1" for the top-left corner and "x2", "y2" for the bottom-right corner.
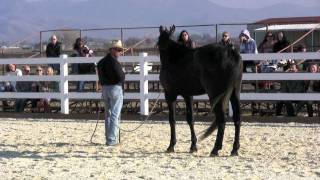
[
  {"x1": 189, "y1": 147, "x2": 198, "y2": 153},
  {"x1": 166, "y1": 147, "x2": 174, "y2": 153},
  {"x1": 230, "y1": 150, "x2": 239, "y2": 156},
  {"x1": 210, "y1": 151, "x2": 219, "y2": 157}
]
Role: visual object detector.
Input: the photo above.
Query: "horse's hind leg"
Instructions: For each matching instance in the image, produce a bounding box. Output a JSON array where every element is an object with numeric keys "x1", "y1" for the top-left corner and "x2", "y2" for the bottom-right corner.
[
  {"x1": 230, "y1": 89, "x2": 241, "y2": 156},
  {"x1": 183, "y1": 95, "x2": 197, "y2": 153},
  {"x1": 166, "y1": 93, "x2": 177, "y2": 153},
  {"x1": 210, "y1": 101, "x2": 227, "y2": 157}
]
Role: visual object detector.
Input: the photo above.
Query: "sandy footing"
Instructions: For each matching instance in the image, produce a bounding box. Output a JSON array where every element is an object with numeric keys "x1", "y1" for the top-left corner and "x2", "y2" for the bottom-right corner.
[{"x1": 0, "y1": 118, "x2": 319, "y2": 179}]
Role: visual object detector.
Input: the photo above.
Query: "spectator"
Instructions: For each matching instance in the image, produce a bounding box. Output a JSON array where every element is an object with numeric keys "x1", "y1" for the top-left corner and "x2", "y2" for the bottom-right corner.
[
  {"x1": 177, "y1": 30, "x2": 196, "y2": 49},
  {"x1": 273, "y1": 31, "x2": 291, "y2": 115},
  {"x1": 294, "y1": 44, "x2": 307, "y2": 71},
  {"x1": 258, "y1": 31, "x2": 276, "y2": 53},
  {"x1": 15, "y1": 65, "x2": 33, "y2": 112},
  {"x1": 239, "y1": 29, "x2": 258, "y2": 73},
  {"x1": 239, "y1": 29, "x2": 258, "y2": 115},
  {"x1": 257, "y1": 31, "x2": 277, "y2": 90},
  {"x1": 219, "y1": 31, "x2": 234, "y2": 49},
  {"x1": 41, "y1": 66, "x2": 59, "y2": 113},
  {"x1": 73, "y1": 37, "x2": 94, "y2": 58},
  {"x1": 5, "y1": 64, "x2": 22, "y2": 91},
  {"x1": 46, "y1": 35, "x2": 62, "y2": 74},
  {"x1": 276, "y1": 63, "x2": 305, "y2": 117},
  {"x1": 298, "y1": 64, "x2": 320, "y2": 117},
  {"x1": 97, "y1": 40, "x2": 126, "y2": 146},
  {"x1": 1, "y1": 64, "x2": 22, "y2": 111},
  {"x1": 31, "y1": 66, "x2": 45, "y2": 112},
  {"x1": 273, "y1": 31, "x2": 290, "y2": 53},
  {"x1": 273, "y1": 31, "x2": 291, "y2": 71},
  {"x1": 72, "y1": 37, "x2": 94, "y2": 91}
]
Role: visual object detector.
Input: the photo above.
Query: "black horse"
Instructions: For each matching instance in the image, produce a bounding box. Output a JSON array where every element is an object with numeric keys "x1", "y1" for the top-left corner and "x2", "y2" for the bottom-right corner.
[{"x1": 158, "y1": 25, "x2": 243, "y2": 156}]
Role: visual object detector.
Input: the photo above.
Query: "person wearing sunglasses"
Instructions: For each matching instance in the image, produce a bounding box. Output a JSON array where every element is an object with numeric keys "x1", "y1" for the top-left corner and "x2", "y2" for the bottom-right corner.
[
  {"x1": 97, "y1": 40, "x2": 126, "y2": 146},
  {"x1": 219, "y1": 31, "x2": 234, "y2": 49},
  {"x1": 30, "y1": 66, "x2": 44, "y2": 112},
  {"x1": 15, "y1": 65, "x2": 32, "y2": 112}
]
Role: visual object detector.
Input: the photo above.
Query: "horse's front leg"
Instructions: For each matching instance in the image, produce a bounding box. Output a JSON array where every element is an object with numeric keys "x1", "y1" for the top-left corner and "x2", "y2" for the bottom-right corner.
[
  {"x1": 183, "y1": 95, "x2": 197, "y2": 153},
  {"x1": 166, "y1": 93, "x2": 177, "y2": 153}
]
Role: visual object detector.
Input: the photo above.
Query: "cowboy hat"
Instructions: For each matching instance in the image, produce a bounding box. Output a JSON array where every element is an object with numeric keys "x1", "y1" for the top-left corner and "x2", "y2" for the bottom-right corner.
[{"x1": 109, "y1": 40, "x2": 127, "y2": 50}]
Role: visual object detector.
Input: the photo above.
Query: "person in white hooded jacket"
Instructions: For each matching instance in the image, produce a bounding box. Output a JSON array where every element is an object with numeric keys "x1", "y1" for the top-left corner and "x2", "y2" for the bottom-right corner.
[
  {"x1": 239, "y1": 29, "x2": 258, "y2": 54},
  {"x1": 239, "y1": 29, "x2": 258, "y2": 73},
  {"x1": 239, "y1": 29, "x2": 259, "y2": 115}
]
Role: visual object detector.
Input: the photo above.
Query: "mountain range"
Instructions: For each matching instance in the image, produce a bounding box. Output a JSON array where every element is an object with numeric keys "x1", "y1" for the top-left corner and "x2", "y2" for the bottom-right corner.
[{"x1": 0, "y1": 0, "x2": 319, "y2": 43}]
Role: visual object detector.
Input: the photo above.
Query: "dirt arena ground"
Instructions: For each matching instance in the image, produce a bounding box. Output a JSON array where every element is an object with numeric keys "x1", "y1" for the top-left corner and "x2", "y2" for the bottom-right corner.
[{"x1": 0, "y1": 118, "x2": 319, "y2": 179}]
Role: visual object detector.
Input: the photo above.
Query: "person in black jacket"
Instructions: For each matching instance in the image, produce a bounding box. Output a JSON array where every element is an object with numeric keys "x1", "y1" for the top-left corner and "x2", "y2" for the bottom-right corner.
[
  {"x1": 219, "y1": 31, "x2": 234, "y2": 49},
  {"x1": 97, "y1": 40, "x2": 126, "y2": 146},
  {"x1": 46, "y1": 35, "x2": 62, "y2": 73},
  {"x1": 273, "y1": 31, "x2": 291, "y2": 116},
  {"x1": 273, "y1": 31, "x2": 290, "y2": 53},
  {"x1": 72, "y1": 37, "x2": 94, "y2": 91}
]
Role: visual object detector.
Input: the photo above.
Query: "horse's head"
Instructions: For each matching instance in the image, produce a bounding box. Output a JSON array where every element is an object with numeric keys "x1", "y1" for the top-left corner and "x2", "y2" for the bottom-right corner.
[
  {"x1": 158, "y1": 25, "x2": 194, "y2": 68},
  {"x1": 157, "y1": 25, "x2": 175, "y2": 50}
]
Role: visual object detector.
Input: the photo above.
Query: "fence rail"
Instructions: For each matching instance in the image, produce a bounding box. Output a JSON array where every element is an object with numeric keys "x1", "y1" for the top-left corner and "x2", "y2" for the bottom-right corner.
[{"x1": 1, "y1": 52, "x2": 320, "y2": 115}]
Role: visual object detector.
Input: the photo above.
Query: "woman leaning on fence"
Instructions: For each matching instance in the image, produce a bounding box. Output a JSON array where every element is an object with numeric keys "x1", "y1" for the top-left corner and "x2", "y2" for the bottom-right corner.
[{"x1": 72, "y1": 37, "x2": 94, "y2": 91}]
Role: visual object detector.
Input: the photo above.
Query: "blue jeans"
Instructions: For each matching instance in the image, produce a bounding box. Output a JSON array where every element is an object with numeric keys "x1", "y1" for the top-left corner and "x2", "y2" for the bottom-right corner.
[
  {"x1": 102, "y1": 85, "x2": 123, "y2": 145},
  {"x1": 78, "y1": 81, "x2": 85, "y2": 92},
  {"x1": 15, "y1": 99, "x2": 28, "y2": 112}
]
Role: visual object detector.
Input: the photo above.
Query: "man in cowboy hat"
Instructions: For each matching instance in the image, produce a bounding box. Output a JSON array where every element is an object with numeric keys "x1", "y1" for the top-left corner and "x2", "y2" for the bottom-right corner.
[{"x1": 97, "y1": 40, "x2": 126, "y2": 146}]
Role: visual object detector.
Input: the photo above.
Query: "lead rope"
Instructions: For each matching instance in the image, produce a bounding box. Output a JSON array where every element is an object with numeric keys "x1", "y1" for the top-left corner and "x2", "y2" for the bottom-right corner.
[
  {"x1": 90, "y1": 90, "x2": 162, "y2": 143},
  {"x1": 89, "y1": 32, "x2": 158, "y2": 143}
]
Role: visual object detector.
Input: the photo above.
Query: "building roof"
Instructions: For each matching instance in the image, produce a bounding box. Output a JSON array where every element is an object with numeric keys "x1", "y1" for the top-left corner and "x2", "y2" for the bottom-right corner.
[
  {"x1": 254, "y1": 16, "x2": 320, "y2": 25},
  {"x1": 255, "y1": 24, "x2": 320, "y2": 31}
]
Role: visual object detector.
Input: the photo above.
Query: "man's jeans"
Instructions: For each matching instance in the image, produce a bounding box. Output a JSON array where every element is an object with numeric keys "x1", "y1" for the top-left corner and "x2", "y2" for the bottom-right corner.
[{"x1": 102, "y1": 85, "x2": 123, "y2": 145}]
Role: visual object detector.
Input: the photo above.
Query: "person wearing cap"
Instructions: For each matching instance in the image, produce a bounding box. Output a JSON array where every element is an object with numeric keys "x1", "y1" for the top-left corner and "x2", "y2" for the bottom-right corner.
[{"x1": 97, "y1": 40, "x2": 126, "y2": 146}]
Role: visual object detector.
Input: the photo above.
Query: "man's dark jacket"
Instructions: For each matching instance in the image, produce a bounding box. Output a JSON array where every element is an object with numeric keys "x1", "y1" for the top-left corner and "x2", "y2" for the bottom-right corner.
[
  {"x1": 97, "y1": 54, "x2": 125, "y2": 86},
  {"x1": 46, "y1": 42, "x2": 61, "y2": 57}
]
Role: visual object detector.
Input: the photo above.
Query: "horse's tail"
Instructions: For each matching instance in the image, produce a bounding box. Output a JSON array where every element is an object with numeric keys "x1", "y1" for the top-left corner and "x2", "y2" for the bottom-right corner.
[
  {"x1": 198, "y1": 119, "x2": 217, "y2": 142},
  {"x1": 198, "y1": 91, "x2": 227, "y2": 141}
]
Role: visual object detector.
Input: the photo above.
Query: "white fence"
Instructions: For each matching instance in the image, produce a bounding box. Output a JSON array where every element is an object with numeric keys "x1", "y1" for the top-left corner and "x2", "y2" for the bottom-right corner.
[{"x1": 0, "y1": 52, "x2": 320, "y2": 115}]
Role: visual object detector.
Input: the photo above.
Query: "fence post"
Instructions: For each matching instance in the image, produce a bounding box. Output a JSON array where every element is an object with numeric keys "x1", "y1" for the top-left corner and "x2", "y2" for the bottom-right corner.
[
  {"x1": 60, "y1": 54, "x2": 69, "y2": 114},
  {"x1": 139, "y1": 52, "x2": 149, "y2": 115}
]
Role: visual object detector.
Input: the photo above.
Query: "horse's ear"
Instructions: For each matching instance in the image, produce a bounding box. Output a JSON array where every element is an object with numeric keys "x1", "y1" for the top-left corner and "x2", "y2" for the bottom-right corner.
[
  {"x1": 159, "y1": 26, "x2": 164, "y2": 33},
  {"x1": 169, "y1": 25, "x2": 175, "y2": 35}
]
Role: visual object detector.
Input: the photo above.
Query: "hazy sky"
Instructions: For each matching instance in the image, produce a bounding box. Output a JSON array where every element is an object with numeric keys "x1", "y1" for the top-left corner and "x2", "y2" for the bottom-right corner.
[
  {"x1": 25, "y1": 0, "x2": 320, "y2": 9},
  {"x1": 211, "y1": 0, "x2": 320, "y2": 9}
]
